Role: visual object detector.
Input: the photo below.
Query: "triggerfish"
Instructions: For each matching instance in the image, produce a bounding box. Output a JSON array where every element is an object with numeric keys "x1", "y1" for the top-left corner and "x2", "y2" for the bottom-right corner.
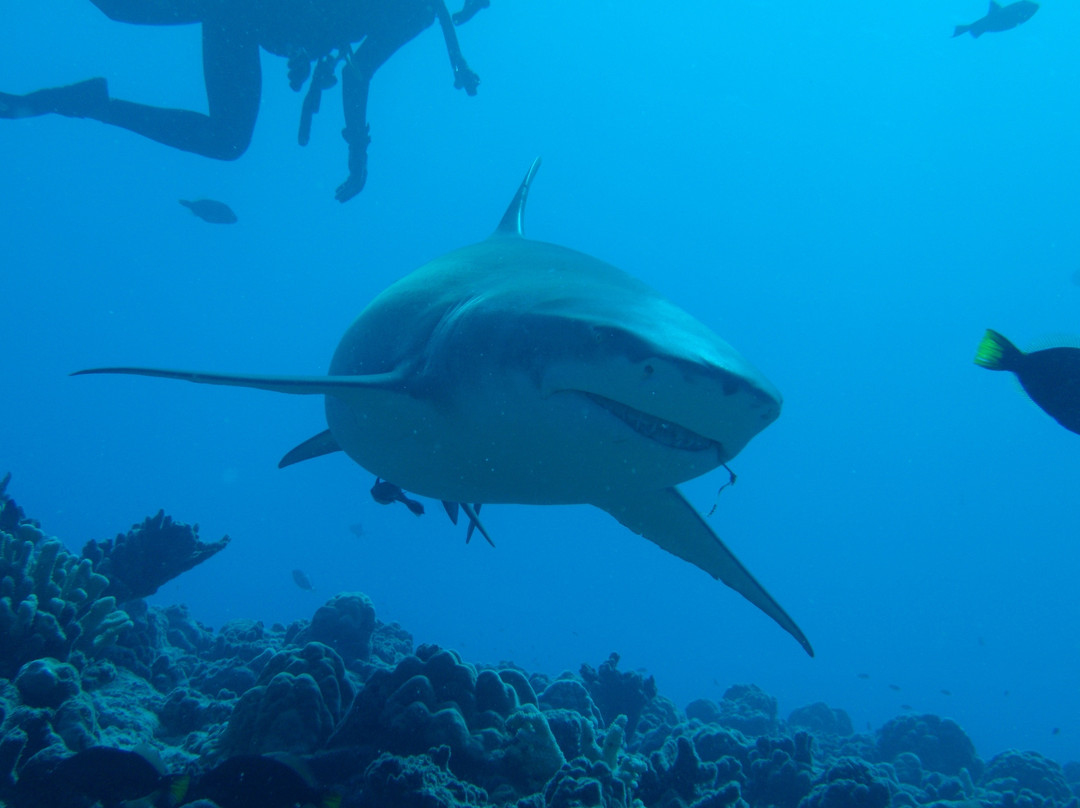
[{"x1": 974, "y1": 329, "x2": 1080, "y2": 434}]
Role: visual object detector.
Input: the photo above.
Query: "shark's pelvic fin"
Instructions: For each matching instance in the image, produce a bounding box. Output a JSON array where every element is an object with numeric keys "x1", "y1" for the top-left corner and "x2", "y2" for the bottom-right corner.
[
  {"x1": 492, "y1": 157, "x2": 542, "y2": 239},
  {"x1": 71, "y1": 367, "x2": 405, "y2": 396},
  {"x1": 461, "y1": 502, "x2": 493, "y2": 546},
  {"x1": 442, "y1": 501, "x2": 460, "y2": 525},
  {"x1": 279, "y1": 429, "x2": 342, "y2": 469},
  {"x1": 596, "y1": 487, "x2": 814, "y2": 656}
]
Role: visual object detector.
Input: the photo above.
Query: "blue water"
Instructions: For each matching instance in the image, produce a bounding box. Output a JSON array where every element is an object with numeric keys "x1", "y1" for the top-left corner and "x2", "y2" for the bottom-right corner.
[{"x1": 3, "y1": 0, "x2": 1078, "y2": 767}]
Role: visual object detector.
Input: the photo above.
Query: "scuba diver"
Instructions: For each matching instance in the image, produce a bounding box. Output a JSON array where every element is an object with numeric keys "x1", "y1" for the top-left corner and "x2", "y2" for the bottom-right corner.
[{"x1": 0, "y1": 0, "x2": 490, "y2": 202}]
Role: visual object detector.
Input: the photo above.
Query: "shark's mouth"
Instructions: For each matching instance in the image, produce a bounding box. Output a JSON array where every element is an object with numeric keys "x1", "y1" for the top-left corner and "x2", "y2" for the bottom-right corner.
[{"x1": 584, "y1": 392, "x2": 719, "y2": 453}]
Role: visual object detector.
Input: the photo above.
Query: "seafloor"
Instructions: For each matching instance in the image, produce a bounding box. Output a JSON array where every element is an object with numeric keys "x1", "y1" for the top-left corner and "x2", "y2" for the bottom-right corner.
[{"x1": 1, "y1": 473, "x2": 1077, "y2": 808}]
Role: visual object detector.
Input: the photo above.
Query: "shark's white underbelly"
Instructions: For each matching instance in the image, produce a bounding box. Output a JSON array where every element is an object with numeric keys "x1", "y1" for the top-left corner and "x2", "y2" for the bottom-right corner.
[{"x1": 324, "y1": 374, "x2": 723, "y2": 505}]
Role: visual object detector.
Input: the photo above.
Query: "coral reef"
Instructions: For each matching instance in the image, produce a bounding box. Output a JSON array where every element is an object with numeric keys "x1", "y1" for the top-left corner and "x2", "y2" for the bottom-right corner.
[
  {"x1": 0, "y1": 519, "x2": 132, "y2": 679},
  {"x1": 877, "y1": 713, "x2": 982, "y2": 778},
  {"x1": 0, "y1": 477, "x2": 1078, "y2": 808},
  {"x1": 81, "y1": 510, "x2": 230, "y2": 603}
]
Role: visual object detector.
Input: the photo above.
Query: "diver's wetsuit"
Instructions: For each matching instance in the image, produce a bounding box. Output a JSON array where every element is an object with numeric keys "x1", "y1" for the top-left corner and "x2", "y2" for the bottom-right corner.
[{"x1": 0, "y1": 0, "x2": 483, "y2": 202}]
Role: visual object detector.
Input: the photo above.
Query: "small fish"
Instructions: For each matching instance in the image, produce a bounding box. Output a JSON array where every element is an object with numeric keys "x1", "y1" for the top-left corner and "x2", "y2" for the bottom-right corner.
[
  {"x1": 370, "y1": 477, "x2": 424, "y2": 515},
  {"x1": 888, "y1": 684, "x2": 901, "y2": 691},
  {"x1": 192, "y1": 754, "x2": 340, "y2": 808},
  {"x1": 1052, "y1": 727, "x2": 1061, "y2": 735},
  {"x1": 953, "y1": 0, "x2": 1038, "y2": 38},
  {"x1": 49, "y1": 746, "x2": 189, "y2": 808},
  {"x1": 974, "y1": 329, "x2": 1080, "y2": 435},
  {"x1": 940, "y1": 689, "x2": 952, "y2": 696},
  {"x1": 348, "y1": 522, "x2": 365, "y2": 539},
  {"x1": 179, "y1": 198, "x2": 238, "y2": 224},
  {"x1": 900, "y1": 704, "x2": 913, "y2": 711},
  {"x1": 291, "y1": 569, "x2": 314, "y2": 590},
  {"x1": 857, "y1": 673, "x2": 870, "y2": 680},
  {"x1": 1071, "y1": 268, "x2": 1080, "y2": 288}
]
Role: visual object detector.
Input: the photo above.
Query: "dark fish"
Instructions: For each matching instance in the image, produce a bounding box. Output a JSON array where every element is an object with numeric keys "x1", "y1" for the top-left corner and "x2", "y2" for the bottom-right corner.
[
  {"x1": 50, "y1": 746, "x2": 189, "y2": 807},
  {"x1": 348, "y1": 522, "x2": 365, "y2": 538},
  {"x1": 179, "y1": 198, "x2": 238, "y2": 224},
  {"x1": 193, "y1": 754, "x2": 340, "y2": 808},
  {"x1": 888, "y1": 684, "x2": 901, "y2": 691},
  {"x1": 940, "y1": 689, "x2": 952, "y2": 696},
  {"x1": 1052, "y1": 727, "x2": 1061, "y2": 735},
  {"x1": 370, "y1": 477, "x2": 425, "y2": 515},
  {"x1": 292, "y1": 568, "x2": 314, "y2": 590},
  {"x1": 900, "y1": 704, "x2": 913, "y2": 710},
  {"x1": 974, "y1": 329, "x2": 1080, "y2": 435},
  {"x1": 857, "y1": 673, "x2": 870, "y2": 679},
  {"x1": 1071, "y1": 268, "x2": 1080, "y2": 288},
  {"x1": 953, "y1": 0, "x2": 1038, "y2": 38}
]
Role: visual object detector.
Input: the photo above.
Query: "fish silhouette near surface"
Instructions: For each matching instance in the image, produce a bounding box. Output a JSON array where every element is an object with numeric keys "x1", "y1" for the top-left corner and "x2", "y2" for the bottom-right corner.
[
  {"x1": 953, "y1": 0, "x2": 1038, "y2": 38},
  {"x1": 74, "y1": 159, "x2": 813, "y2": 656},
  {"x1": 974, "y1": 329, "x2": 1080, "y2": 435},
  {"x1": 179, "y1": 198, "x2": 238, "y2": 224}
]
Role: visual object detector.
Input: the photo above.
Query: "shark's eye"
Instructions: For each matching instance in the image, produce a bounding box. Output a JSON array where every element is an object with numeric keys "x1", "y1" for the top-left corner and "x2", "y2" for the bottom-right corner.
[{"x1": 643, "y1": 364, "x2": 654, "y2": 376}]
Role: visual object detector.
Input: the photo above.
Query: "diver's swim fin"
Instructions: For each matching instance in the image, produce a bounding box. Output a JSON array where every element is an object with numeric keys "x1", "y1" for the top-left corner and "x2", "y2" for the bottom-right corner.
[{"x1": 0, "y1": 78, "x2": 109, "y2": 119}]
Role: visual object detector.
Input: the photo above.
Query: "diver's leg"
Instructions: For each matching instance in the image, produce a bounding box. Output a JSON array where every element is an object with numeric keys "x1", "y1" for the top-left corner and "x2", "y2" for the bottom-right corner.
[
  {"x1": 87, "y1": 0, "x2": 205, "y2": 25},
  {"x1": 96, "y1": 14, "x2": 261, "y2": 160},
  {"x1": 1, "y1": 0, "x2": 205, "y2": 119}
]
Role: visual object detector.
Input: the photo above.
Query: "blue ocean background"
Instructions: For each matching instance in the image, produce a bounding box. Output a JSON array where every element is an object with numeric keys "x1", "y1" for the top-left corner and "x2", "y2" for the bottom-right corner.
[{"x1": 3, "y1": 0, "x2": 1078, "y2": 770}]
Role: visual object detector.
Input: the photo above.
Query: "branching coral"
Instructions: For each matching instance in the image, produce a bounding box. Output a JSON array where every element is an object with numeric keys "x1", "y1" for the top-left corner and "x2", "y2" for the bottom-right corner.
[
  {"x1": 0, "y1": 521, "x2": 132, "y2": 679},
  {"x1": 81, "y1": 510, "x2": 229, "y2": 602}
]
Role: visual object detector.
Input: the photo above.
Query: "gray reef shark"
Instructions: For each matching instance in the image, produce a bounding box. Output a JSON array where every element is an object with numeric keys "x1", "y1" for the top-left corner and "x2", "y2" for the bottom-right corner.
[
  {"x1": 953, "y1": 0, "x2": 1038, "y2": 38},
  {"x1": 75, "y1": 159, "x2": 813, "y2": 655}
]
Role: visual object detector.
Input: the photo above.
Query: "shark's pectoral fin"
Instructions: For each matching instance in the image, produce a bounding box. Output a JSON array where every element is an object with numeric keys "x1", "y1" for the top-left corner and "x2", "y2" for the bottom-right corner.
[
  {"x1": 72, "y1": 366, "x2": 406, "y2": 396},
  {"x1": 279, "y1": 429, "x2": 341, "y2": 469},
  {"x1": 595, "y1": 487, "x2": 813, "y2": 656}
]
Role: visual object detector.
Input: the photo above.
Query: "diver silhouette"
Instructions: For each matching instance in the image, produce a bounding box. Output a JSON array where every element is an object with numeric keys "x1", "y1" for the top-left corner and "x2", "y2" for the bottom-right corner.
[{"x1": 0, "y1": 0, "x2": 488, "y2": 202}]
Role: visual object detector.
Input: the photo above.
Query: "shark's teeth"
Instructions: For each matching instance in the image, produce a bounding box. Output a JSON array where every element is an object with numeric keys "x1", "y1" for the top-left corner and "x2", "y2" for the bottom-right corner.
[{"x1": 584, "y1": 393, "x2": 717, "y2": 452}]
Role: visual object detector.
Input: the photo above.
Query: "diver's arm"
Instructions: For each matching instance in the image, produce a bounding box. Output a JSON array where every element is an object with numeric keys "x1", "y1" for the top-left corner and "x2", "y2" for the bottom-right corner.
[
  {"x1": 452, "y1": 0, "x2": 489, "y2": 26},
  {"x1": 336, "y1": 63, "x2": 371, "y2": 203},
  {"x1": 432, "y1": 0, "x2": 479, "y2": 95}
]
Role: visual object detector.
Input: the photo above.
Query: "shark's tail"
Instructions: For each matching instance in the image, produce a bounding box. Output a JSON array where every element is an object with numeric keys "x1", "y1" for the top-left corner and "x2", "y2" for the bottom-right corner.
[
  {"x1": 974, "y1": 329, "x2": 1024, "y2": 372},
  {"x1": 952, "y1": 23, "x2": 971, "y2": 37}
]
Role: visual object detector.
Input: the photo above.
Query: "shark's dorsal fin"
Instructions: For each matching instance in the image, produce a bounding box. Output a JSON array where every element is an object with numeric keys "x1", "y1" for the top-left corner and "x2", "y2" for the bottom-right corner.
[
  {"x1": 989, "y1": 0, "x2": 1002, "y2": 10},
  {"x1": 493, "y1": 157, "x2": 542, "y2": 238}
]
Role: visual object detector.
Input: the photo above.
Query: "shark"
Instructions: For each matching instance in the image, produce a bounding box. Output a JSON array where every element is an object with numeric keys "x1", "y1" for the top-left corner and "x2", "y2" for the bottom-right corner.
[{"x1": 74, "y1": 159, "x2": 813, "y2": 656}]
